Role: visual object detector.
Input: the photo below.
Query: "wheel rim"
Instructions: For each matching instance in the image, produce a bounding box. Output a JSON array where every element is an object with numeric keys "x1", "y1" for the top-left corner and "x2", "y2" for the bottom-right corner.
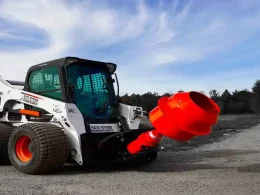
[{"x1": 15, "y1": 135, "x2": 33, "y2": 163}]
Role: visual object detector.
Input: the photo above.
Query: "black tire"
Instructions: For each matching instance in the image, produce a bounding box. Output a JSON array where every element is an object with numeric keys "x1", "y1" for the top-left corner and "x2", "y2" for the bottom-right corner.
[
  {"x1": 8, "y1": 123, "x2": 69, "y2": 174},
  {"x1": 118, "y1": 122, "x2": 158, "y2": 169},
  {"x1": 102, "y1": 148, "x2": 158, "y2": 170},
  {"x1": 0, "y1": 123, "x2": 14, "y2": 165},
  {"x1": 126, "y1": 148, "x2": 158, "y2": 168}
]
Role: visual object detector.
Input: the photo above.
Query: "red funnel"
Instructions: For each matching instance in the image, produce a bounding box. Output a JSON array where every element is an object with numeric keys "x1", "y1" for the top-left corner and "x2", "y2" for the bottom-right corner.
[
  {"x1": 149, "y1": 91, "x2": 220, "y2": 141},
  {"x1": 127, "y1": 91, "x2": 220, "y2": 155}
]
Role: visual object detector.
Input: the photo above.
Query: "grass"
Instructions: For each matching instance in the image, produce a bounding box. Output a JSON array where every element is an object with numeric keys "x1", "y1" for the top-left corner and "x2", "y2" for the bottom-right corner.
[{"x1": 141, "y1": 114, "x2": 260, "y2": 152}]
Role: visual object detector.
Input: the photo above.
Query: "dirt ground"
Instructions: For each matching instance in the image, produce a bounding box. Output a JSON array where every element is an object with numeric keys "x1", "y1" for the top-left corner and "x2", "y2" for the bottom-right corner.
[{"x1": 1, "y1": 114, "x2": 260, "y2": 195}]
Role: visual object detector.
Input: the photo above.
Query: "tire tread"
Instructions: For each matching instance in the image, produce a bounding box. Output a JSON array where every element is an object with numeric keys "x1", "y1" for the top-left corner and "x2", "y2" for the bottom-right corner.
[
  {"x1": 0, "y1": 123, "x2": 14, "y2": 165},
  {"x1": 8, "y1": 123, "x2": 69, "y2": 174}
]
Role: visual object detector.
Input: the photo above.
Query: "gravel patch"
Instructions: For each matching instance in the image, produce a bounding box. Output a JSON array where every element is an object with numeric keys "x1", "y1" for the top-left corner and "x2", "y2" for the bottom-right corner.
[{"x1": 1, "y1": 115, "x2": 260, "y2": 195}]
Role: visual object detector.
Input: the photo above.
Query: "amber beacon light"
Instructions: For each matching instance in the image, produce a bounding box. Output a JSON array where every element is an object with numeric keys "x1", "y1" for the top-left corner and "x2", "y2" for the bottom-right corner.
[{"x1": 127, "y1": 91, "x2": 221, "y2": 155}]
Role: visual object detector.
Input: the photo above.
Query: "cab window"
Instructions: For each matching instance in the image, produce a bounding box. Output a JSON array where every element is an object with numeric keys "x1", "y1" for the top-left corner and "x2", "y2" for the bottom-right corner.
[{"x1": 28, "y1": 66, "x2": 63, "y2": 101}]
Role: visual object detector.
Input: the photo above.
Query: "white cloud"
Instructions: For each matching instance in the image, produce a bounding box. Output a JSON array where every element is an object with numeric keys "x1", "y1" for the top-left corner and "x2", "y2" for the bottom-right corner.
[
  {"x1": 0, "y1": 0, "x2": 260, "y2": 96},
  {"x1": 0, "y1": 0, "x2": 152, "y2": 79}
]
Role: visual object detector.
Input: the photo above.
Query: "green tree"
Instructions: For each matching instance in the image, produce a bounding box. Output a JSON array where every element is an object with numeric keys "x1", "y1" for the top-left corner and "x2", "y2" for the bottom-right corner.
[
  {"x1": 209, "y1": 89, "x2": 220, "y2": 100},
  {"x1": 118, "y1": 80, "x2": 260, "y2": 115},
  {"x1": 251, "y1": 80, "x2": 260, "y2": 113}
]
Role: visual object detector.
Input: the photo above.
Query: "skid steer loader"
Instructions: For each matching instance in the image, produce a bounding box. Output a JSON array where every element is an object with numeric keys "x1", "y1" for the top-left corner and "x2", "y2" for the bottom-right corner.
[{"x1": 0, "y1": 57, "x2": 157, "y2": 174}]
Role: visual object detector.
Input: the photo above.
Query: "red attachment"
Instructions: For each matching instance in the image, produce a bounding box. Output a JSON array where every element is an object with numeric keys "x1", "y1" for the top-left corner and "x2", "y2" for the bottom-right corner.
[
  {"x1": 127, "y1": 91, "x2": 220, "y2": 155},
  {"x1": 127, "y1": 129, "x2": 162, "y2": 155}
]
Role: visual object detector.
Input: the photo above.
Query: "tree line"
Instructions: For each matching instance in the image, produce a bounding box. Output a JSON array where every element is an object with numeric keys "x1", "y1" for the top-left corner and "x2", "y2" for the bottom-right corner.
[{"x1": 119, "y1": 80, "x2": 260, "y2": 115}]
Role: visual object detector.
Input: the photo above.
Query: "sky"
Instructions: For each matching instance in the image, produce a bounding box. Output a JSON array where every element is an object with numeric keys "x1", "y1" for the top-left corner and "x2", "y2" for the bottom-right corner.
[{"x1": 1, "y1": 0, "x2": 260, "y2": 96}]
